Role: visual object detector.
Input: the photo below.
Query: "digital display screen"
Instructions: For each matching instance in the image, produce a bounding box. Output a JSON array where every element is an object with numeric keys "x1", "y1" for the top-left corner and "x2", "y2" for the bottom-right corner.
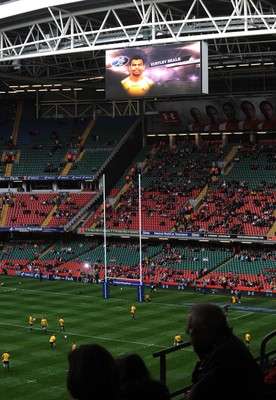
[{"x1": 105, "y1": 41, "x2": 208, "y2": 99}]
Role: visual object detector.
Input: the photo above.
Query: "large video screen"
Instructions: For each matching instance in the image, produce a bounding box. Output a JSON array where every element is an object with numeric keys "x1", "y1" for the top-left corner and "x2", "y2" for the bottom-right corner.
[{"x1": 105, "y1": 41, "x2": 208, "y2": 99}]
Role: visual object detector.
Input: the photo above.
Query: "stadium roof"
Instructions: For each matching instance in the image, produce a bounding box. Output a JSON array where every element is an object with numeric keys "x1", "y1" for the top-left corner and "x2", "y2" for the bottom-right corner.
[{"x1": 0, "y1": 0, "x2": 275, "y2": 100}]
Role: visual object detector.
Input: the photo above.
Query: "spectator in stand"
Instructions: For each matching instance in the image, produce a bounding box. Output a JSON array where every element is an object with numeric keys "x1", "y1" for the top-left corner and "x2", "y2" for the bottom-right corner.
[
  {"x1": 67, "y1": 343, "x2": 120, "y2": 400},
  {"x1": 258, "y1": 100, "x2": 276, "y2": 130},
  {"x1": 183, "y1": 302, "x2": 264, "y2": 400},
  {"x1": 262, "y1": 358, "x2": 276, "y2": 400},
  {"x1": 264, "y1": 358, "x2": 276, "y2": 386},
  {"x1": 188, "y1": 107, "x2": 207, "y2": 132},
  {"x1": 238, "y1": 100, "x2": 262, "y2": 131},
  {"x1": 115, "y1": 353, "x2": 170, "y2": 400},
  {"x1": 219, "y1": 101, "x2": 239, "y2": 131},
  {"x1": 204, "y1": 104, "x2": 221, "y2": 132},
  {"x1": 115, "y1": 353, "x2": 151, "y2": 384},
  {"x1": 119, "y1": 378, "x2": 170, "y2": 400}
]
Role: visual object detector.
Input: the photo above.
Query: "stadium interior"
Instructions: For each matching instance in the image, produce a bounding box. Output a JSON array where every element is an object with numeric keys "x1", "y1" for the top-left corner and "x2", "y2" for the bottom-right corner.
[{"x1": 0, "y1": 1, "x2": 276, "y2": 399}]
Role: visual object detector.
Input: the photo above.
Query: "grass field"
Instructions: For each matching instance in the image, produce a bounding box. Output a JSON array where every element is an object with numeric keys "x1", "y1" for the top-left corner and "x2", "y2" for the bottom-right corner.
[{"x1": 0, "y1": 275, "x2": 276, "y2": 400}]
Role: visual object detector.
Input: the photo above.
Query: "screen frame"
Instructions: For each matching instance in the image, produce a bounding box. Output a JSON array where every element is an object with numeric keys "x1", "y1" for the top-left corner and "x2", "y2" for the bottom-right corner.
[{"x1": 105, "y1": 41, "x2": 208, "y2": 100}]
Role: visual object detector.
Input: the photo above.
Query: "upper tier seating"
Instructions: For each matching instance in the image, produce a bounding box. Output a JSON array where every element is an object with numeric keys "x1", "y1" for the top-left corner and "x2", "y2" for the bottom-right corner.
[
  {"x1": 83, "y1": 139, "x2": 276, "y2": 238},
  {"x1": 2, "y1": 192, "x2": 97, "y2": 229}
]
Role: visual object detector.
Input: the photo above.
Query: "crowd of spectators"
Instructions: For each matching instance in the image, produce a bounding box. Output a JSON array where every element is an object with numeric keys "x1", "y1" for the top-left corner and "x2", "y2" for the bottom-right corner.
[
  {"x1": 1, "y1": 239, "x2": 275, "y2": 292},
  {"x1": 0, "y1": 192, "x2": 94, "y2": 228},
  {"x1": 88, "y1": 139, "x2": 275, "y2": 237},
  {"x1": 66, "y1": 343, "x2": 170, "y2": 400}
]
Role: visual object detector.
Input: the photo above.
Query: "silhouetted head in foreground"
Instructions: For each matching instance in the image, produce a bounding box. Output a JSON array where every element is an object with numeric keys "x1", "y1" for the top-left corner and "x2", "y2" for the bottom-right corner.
[
  {"x1": 67, "y1": 343, "x2": 119, "y2": 400},
  {"x1": 183, "y1": 303, "x2": 264, "y2": 400},
  {"x1": 116, "y1": 353, "x2": 151, "y2": 384},
  {"x1": 186, "y1": 302, "x2": 231, "y2": 354}
]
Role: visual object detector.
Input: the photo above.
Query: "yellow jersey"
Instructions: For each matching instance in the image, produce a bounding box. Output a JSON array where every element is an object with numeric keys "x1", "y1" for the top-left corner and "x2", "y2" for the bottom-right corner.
[
  {"x1": 49, "y1": 335, "x2": 56, "y2": 344},
  {"x1": 121, "y1": 76, "x2": 154, "y2": 96},
  {"x1": 1, "y1": 352, "x2": 10, "y2": 362},
  {"x1": 174, "y1": 334, "x2": 183, "y2": 345}
]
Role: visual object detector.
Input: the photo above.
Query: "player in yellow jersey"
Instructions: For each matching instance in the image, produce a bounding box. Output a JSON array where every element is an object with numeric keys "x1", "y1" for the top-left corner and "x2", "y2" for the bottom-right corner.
[
  {"x1": 49, "y1": 333, "x2": 56, "y2": 349},
  {"x1": 245, "y1": 331, "x2": 251, "y2": 349},
  {"x1": 144, "y1": 293, "x2": 151, "y2": 302},
  {"x1": 41, "y1": 316, "x2": 48, "y2": 334},
  {"x1": 58, "y1": 317, "x2": 65, "y2": 332},
  {"x1": 173, "y1": 333, "x2": 184, "y2": 346},
  {"x1": 1, "y1": 351, "x2": 10, "y2": 371},
  {"x1": 72, "y1": 342, "x2": 77, "y2": 351},
  {"x1": 130, "y1": 304, "x2": 136, "y2": 320},
  {"x1": 28, "y1": 314, "x2": 36, "y2": 333}
]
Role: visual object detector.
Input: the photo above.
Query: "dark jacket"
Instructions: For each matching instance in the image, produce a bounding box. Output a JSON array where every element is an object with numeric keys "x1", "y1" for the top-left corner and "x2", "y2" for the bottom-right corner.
[{"x1": 187, "y1": 332, "x2": 264, "y2": 400}]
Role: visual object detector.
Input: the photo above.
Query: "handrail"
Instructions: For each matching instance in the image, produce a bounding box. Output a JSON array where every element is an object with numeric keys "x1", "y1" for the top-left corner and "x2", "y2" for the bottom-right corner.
[
  {"x1": 259, "y1": 330, "x2": 276, "y2": 373},
  {"x1": 152, "y1": 340, "x2": 192, "y2": 398},
  {"x1": 153, "y1": 331, "x2": 276, "y2": 399}
]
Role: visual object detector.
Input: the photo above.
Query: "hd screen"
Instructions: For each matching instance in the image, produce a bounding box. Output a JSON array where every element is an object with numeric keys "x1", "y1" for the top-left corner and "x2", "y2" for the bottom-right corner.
[{"x1": 105, "y1": 41, "x2": 208, "y2": 99}]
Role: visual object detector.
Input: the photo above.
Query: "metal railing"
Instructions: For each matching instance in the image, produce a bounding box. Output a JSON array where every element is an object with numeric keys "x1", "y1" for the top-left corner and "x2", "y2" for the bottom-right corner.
[
  {"x1": 153, "y1": 340, "x2": 192, "y2": 399},
  {"x1": 153, "y1": 330, "x2": 276, "y2": 399}
]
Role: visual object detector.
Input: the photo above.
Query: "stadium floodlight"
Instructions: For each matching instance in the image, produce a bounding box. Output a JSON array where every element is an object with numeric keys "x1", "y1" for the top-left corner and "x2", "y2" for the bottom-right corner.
[{"x1": 12, "y1": 60, "x2": 21, "y2": 70}]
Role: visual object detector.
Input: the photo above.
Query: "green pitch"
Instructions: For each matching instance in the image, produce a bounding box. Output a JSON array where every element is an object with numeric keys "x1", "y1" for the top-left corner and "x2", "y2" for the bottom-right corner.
[{"x1": 0, "y1": 275, "x2": 276, "y2": 400}]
